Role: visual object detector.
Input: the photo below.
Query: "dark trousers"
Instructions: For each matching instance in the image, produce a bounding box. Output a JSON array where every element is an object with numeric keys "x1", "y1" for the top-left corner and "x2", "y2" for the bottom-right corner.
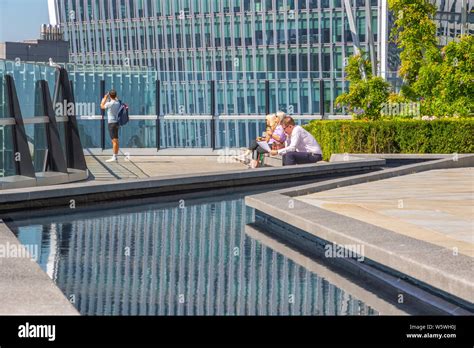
[
  {"x1": 249, "y1": 140, "x2": 267, "y2": 160},
  {"x1": 282, "y1": 152, "x2": 322, "y2": 166}
]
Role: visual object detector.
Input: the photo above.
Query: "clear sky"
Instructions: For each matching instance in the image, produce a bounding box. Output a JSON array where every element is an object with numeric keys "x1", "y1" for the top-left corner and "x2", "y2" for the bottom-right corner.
[{"x1": 0, "y1": 0, "x2": 49, "y2": 42}]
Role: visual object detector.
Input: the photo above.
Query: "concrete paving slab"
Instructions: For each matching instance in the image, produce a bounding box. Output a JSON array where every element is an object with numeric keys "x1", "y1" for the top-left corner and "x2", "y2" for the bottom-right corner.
[
  {"x1": 35, "y1": 171, "x2": 70, "y2": 186},
  {"x1": 0, "y1": 221, "x2": 79, "y2": 315},
  {"x1": 296, "y1": 168, "x2": 474, "y2": 254},
  {"x1": 85, "y1": 155, "x2": 247, "y2": 181},
  {"x1": 84, "y1": 148, "x2": 221, "y2": 156},
  {"x1": 0, "y1": 176, "x2": 36, "y2": 190}
]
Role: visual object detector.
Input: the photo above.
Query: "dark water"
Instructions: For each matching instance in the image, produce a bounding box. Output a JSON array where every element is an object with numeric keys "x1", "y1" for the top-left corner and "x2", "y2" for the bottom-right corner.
[{"x1": 6, "y1": 191, "x2": 382, "y2": 316}]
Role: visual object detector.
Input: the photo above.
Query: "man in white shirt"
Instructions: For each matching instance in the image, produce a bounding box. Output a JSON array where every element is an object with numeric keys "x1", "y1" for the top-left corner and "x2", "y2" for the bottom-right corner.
[{"x1": 270, "y1": 116, "x2": 323, "y2": 166}]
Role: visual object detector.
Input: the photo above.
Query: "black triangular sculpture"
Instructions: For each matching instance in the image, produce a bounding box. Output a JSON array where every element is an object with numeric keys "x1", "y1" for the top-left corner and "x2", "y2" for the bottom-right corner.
[
  {"x1": 5, "y1": 74, "x2": 35, "y2": 178},
  {"x1": 35, "y1": 80, "x2": 68, "y2": 173},
  {"x1": 53, "y1": 67, "x2": 87, "y2": 171}
]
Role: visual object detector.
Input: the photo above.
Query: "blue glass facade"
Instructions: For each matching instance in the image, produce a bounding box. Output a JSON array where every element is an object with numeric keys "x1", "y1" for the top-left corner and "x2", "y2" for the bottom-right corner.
[
  {"x1": 434, "y1": 0, "x2": 474, "y2": 46},
  {"x1": 1, "y1": 59, "x2": 315, "y2": 157},
  {"x1": 53, "y1": 0, "x2": 384, "y2": 116}
]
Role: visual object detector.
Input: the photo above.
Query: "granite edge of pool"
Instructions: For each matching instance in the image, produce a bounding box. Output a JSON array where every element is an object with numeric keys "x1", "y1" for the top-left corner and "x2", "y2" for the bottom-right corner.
[
  {"x1": 0, "y1": 158, "x2": 386, "y2": 210},
  {"x1": 0, "y1": 222, "x2": 79, "y2": 315},
  {"x1": 245, "y1": 155, "x2": 474, "y2": 308}
]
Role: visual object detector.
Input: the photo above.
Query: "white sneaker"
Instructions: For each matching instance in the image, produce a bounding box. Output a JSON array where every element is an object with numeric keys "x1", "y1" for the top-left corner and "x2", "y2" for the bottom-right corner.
[
  {"x1": 233, "y1": 153, "x2": 249, "y2": 164},
  {"x1": 106, "y1": 156, "x2": 118, "y2": 163}
]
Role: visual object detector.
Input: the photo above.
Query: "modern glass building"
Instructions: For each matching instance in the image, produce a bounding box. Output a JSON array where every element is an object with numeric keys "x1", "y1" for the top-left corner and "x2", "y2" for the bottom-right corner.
[
  {"x1": 0, "y1": 59, "x2": 299, "y2": 156},
  {"x1": 434, "y1": 0, "x2": 474, "y2": 46},
  {"x1": 49, "y1": 0, "x2": 387, "y2": 116}
]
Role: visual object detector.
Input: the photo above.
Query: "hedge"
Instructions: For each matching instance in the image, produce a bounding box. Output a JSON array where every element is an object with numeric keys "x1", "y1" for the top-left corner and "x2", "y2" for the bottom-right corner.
[{"x1": 304, "y1": 119, "x2": 474, "y2": 161}]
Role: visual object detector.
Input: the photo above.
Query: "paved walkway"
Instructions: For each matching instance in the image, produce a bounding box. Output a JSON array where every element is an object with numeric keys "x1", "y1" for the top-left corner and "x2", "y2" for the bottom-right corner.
[
  {"x1": 296, "y1": 168, "x2": 474, "y2": 257},
  {"x1": 0, "y1": 222, "x2": 79, "y2": 315},
  {"x1": 86, "y1": 155, "x2": 247, "y2": 181}
]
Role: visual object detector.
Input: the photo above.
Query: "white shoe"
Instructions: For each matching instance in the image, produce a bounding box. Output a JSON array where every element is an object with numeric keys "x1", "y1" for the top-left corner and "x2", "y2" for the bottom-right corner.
[
  {"x1": 233, "y1": 149, "x2": 251, "y2": 163},
  {"x1": 106, "y1": 156, "x2": 118, "y2": 163},
  {"x1": 249, "y1": 159, "x2": 259, "y2": 169},
  {"x1": 233, "y1": 153, "x2": 249, "y2": 163}
]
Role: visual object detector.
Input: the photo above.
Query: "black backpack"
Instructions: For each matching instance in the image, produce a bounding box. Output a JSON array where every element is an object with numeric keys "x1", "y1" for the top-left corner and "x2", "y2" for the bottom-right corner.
[{"x1": 117, "y1": 100, "x2": 129, "y2": 126}]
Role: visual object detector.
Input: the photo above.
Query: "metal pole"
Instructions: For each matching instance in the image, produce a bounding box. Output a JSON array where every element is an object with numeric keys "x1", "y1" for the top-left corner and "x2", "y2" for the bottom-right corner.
[
  {"x1": 69, "y1": 80, "x2": 74, "y2": 100},
  {"x1": 156, "y1": 80, "x2": 161, "y2": 151},
  {"x1": 461, "y1": 0, "x2": 467, "y2": 35},
  {"x1": 320, "y1": 79, "x2": 325, "y2": 119},
  {"x1": 210, "y1": 80, "x2": 216, "y2": 150},
  {"x1": 366, "y1": 0, "x2": 376, "y2": 76},
  {"x1": 344, "y1": 0, "x2": 366, "y2": 79},
  {"x1": 100, "y1": 79, "x2": 105, "y2": 150},
  {"x1": 265, "y1": 80, "x2": 270, "y2": 115}
]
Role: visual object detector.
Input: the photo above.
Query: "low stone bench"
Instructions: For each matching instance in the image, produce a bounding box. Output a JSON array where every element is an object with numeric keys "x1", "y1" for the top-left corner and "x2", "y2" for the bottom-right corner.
[
  {"x1": 233, "y1": 153, "x2": 327, "y2": 167},
  {"x1": 264, "y1": 154, "x2": 327, "y2": 167},
  {"x1": 264, "y1": 154, "x2": 283, "y2": 167}
]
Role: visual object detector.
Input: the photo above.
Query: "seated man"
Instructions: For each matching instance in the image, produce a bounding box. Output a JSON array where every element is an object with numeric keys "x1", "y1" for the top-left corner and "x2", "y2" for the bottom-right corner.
[{"x1": 270, "y1": 116, "x2": 323, "y2": 166}]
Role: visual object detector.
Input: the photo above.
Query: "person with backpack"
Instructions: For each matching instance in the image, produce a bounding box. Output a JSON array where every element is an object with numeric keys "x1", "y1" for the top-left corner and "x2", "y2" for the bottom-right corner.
[{"x1": 100, "y1": 89, "x2": 128, "y2": 162}]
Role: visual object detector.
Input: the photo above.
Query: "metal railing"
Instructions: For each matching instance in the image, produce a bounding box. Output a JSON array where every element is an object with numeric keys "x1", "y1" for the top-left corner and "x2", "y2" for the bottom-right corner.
[{"x1": 75, "y1": 114, "x2": 349, "y2": 150}]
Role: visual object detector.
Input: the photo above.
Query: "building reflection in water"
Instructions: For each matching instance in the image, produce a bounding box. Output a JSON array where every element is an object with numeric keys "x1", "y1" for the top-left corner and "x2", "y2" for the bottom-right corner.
[{"x1": 11, "y1": 196, "x2": 377, "y2": 316}]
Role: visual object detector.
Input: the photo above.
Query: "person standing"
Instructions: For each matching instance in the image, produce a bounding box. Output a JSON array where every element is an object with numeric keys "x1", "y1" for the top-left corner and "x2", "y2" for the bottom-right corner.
[
  {"x1": 100, "y1": 89, "x2": 121, "y2": 162},
  {"x1": 270, "y1": 116, "x2": 323, "y2": 166}
]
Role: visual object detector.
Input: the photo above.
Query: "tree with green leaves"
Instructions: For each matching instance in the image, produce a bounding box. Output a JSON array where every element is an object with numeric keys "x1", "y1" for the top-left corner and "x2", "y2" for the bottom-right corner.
[
  {"x1": 335, "y1": 53, "x2": 391, "y2": 120},
  {"x1": 389, "y1": 0, "x2": 473, "y2": 117},
  {"x1": 388, "y1": 0, "x2": 438, "y2": 98},
  {"x1": 414, "y1": 35, "x2": 474, "y2": 117}
]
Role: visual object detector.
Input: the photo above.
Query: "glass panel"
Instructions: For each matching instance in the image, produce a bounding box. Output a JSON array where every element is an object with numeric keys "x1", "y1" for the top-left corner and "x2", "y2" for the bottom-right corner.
[
  {"x1": 217, "y1": 119, "x2": 266, "y2": 148},
  {"x1": 0, "y1": 125, "x2": 16, "y2": 177},
  {"x1": 160, "y1": 119, "x2": 210, "y2": 148},
  {"x1": 0, "y1": 60, "x2": 58, "y2": 177},
  {"x1": 24, "y1": 124, "x2": 48, "y2": 173},
  {"x1": 121, "y1": 120, "x2": 157, "y2": 148},
  {"x1": 77, "y1": 119, "x2": 102, "y2": 148}
]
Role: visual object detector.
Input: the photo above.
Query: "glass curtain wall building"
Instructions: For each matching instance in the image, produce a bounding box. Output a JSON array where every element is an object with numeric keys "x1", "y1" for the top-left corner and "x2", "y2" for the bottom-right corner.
[
  {"x1": 50, "y1": 0, "x2": 383, "y2": 116},
  {"x1": 62, "y1": 64, "x2": 313, "y2": 149},
  {"x1": 1, "y1": 59, "x2": 292, "y2": 149},
  {"x1": 434, "y1": 0, "x2": 474, "y2": 46}
]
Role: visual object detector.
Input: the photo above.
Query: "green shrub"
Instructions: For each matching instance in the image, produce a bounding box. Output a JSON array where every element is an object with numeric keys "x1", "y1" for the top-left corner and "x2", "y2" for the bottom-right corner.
[
  {"x1": 334, "y1": 53, "x2": 391, "y2": 120},
  {"x1": 304, "y1": 119, "x2": 474, "y2": 161}
]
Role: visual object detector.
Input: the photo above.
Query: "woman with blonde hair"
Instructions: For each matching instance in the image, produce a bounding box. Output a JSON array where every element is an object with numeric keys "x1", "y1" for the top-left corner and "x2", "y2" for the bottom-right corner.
[
  {"x1": 244, "y1": 111, "x2": 287, "y2": 168},
  {"x1": 267, "y1": 111, "x2": 287, "y2": 150}
]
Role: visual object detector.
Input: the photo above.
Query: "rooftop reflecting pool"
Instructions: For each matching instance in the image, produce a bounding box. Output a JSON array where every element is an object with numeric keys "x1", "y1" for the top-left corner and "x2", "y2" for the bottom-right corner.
[{"x1": 5, "y1": 187, "x2": 440, "y2": 316}]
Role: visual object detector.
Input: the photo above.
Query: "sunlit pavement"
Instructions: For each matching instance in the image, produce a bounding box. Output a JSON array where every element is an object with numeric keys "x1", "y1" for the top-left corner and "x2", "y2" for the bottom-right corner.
[{"x1": 296, "y1": 168, "x2": 474, "y2": 257}]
